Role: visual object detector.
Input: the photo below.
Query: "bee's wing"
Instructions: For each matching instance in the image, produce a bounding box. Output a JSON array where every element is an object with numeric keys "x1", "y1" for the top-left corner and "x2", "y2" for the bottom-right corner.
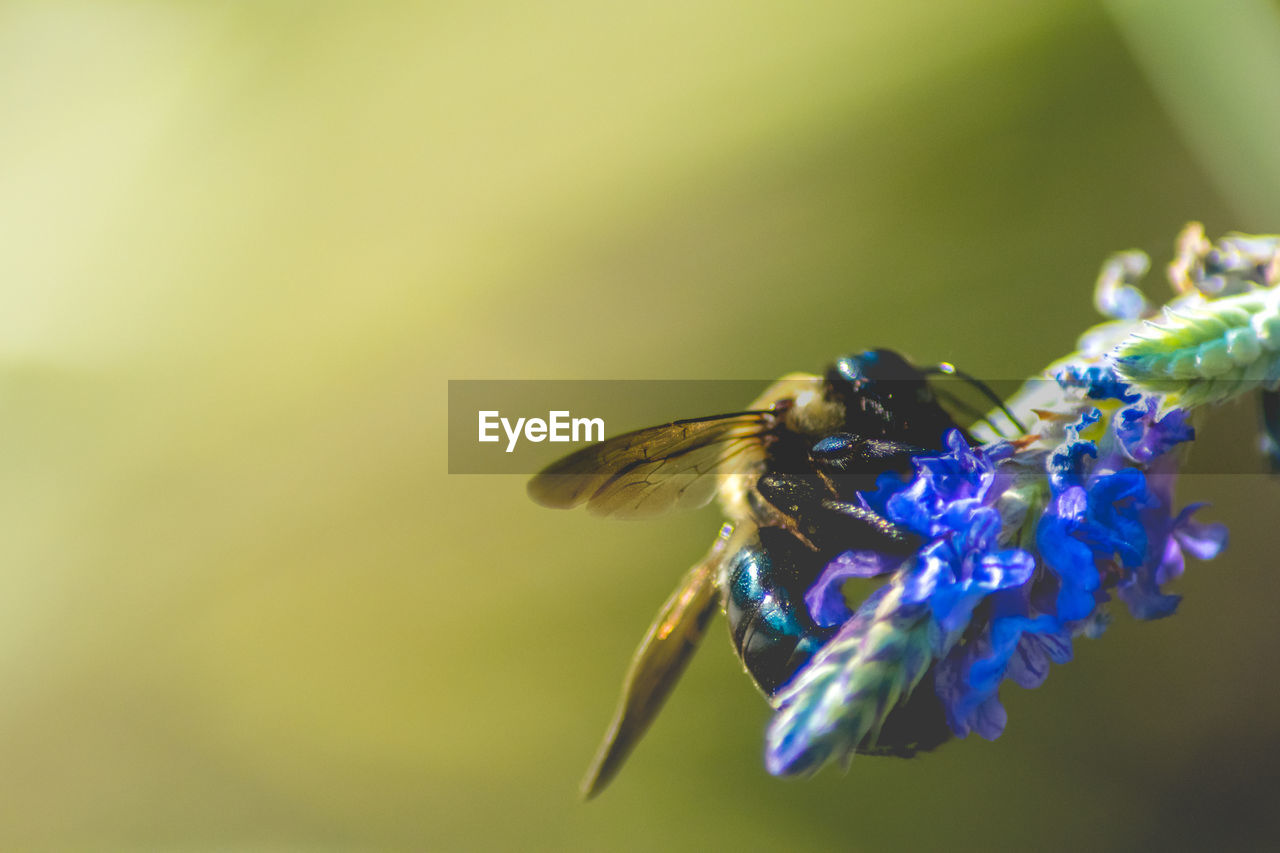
[
  {"x1": 580, "y1": 524, "x2": 743, "y2": 799},
  {"x1": 527, "y1": 411, "x2": 774, "y2": 519}
]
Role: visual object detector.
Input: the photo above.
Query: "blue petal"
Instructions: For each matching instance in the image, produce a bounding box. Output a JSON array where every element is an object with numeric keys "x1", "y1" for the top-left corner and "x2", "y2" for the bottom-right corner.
[
  {"x1": 1006, "y1": 628, "x2": 1074, "y2": 689},
  {"x1": 1115, "y1": 400, "x2": 1195, "y2": 463},
  {"x1": 970, "y1": 694, "x2": 1008, "y2": 741},
  {"x1": 1116, "y1": 582, "x2": 1181, "y2": 620},
  {"x1": 1171, "y1": 504, "x2": 1228, "y2": 563},
  {"x1": 1056, "y1": 365, "x2": 1141, "y2": 402},
  {"x1": 929, "y1": 584, "x2": 981, "y2": 634},
  {"x1": 1037, "y1": 488, "x2": 1103, "y2": 607},
  {"x1": 807, "y1": 550, "x2": 904, "y2": 627},
  {"x1": 900, "y1": 543, "x2": 951, "y2": 606},
  {"x1": 937, "y1": 614, "x2": 1067, "y2": 739},
  {"x1": 1049, "y1": 439, "x2": 1098, "y2": 492},
  {"x1": 976, "y1": 548, "x2": 1036, "y2": 590}
]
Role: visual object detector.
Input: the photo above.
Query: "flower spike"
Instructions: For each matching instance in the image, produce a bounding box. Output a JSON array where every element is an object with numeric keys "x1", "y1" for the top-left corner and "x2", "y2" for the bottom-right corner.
[{"x1": 763, "y1": 224, "x2": 1257, "y2": 776}]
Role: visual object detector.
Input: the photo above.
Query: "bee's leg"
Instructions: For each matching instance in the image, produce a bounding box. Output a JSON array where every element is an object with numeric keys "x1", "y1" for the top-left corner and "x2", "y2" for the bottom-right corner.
[
  {"x1": 807, "y1": 432, "x2": 926, "y2": 494},
  {"x1": 580, "y1": 524, "x2": 739, "y2": 799},
  {"x1": 756, "y1": 470, "x2": 918, "y2": 556}
]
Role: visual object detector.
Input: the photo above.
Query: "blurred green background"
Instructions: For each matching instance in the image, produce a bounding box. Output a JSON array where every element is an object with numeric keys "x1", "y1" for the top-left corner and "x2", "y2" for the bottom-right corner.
[{"x1": 3, "y1": 1, "x2": 1280, "y2": 849}]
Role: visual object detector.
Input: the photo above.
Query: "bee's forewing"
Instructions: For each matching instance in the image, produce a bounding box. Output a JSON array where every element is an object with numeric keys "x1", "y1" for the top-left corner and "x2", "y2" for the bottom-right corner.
[{"x1": 527, "y1": 412, "x2": 772, "y2": 519}]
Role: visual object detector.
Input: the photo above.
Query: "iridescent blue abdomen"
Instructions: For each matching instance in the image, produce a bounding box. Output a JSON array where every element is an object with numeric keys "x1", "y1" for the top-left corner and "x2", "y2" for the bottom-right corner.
[{"x1": 724, "y1": 531, "x2": 834, "y2": 696}]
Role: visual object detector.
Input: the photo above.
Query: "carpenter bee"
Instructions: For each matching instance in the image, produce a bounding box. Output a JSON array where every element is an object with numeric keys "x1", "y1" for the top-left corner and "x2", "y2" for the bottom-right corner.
[{"x1": 529, "y1": 350, "x2": 1019, "y2": 797}]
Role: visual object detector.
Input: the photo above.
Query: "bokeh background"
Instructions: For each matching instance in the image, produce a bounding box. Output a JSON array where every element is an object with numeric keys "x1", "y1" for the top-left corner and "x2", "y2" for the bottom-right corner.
[{"x1": 4, "y1": 1, "x2": 1280, "y2": 849}]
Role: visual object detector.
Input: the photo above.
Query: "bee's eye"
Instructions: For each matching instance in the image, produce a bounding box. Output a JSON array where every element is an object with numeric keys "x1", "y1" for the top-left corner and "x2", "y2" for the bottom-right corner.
[{"x1": 830, "y1": 355, "x2": 867, "y2": 385}]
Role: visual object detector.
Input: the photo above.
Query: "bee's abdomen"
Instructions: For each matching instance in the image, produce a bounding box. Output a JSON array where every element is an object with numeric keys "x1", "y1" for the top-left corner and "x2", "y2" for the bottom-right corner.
[{"x1": 724, "y1": 535, "x2": 832, "y2": 696}]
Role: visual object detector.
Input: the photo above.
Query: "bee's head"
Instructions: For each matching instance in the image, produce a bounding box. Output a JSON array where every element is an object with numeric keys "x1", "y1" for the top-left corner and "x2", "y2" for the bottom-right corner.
[
  {"x1": 752, "y1": 350, "x2": 943, "y2": 443},
  {"x1": 823, "y1": 349, "x2": 941, "y2": 440},
  {"x1": 825, "y1": 349, "x2": 921, "y2": 393}
]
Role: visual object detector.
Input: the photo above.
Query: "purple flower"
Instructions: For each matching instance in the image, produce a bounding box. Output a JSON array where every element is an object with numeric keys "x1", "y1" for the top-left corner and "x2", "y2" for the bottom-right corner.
[
  {"x1": 899, "y1": 513, "x2": 1035, "y2": 635},
  {"x1": 935, "y1": 610, "x2": 1071, "y2": 740},
  {"x1": 788, "y1": 368, "x2": 1226, "y2": 765},
  {"x1": 763, "y1": 226, "x2": 1251, "y2": 777}
]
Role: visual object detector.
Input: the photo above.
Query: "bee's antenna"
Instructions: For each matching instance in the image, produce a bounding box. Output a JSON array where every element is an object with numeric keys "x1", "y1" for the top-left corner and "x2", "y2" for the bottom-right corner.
[
  {"x1": 927, "y1": 363, "x2": 1026, "y2": 436},
  {"x1": 931, "y1": 385, "x2": 1005, "y2": 438}
]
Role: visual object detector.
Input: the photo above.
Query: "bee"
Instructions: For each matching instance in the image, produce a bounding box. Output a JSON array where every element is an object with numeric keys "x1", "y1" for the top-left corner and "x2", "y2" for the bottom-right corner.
[{"x1": 528, "y1": 350, "x2": 1019, "y2": 797}]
